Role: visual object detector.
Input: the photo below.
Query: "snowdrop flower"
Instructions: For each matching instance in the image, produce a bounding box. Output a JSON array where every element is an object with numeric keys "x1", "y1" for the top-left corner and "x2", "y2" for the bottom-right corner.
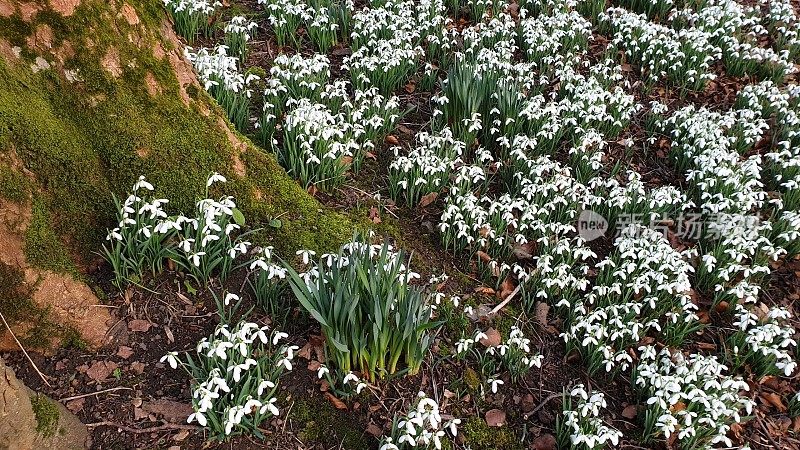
[
  {"x1": 160, "y1": 352, "x2": 179, "y2": 369},
  {"x1": 259, "y1": 397, "x2": 280, "y2": 416},
  {"x1": 224, "y1": 292, "x2": 239, "y2": 306},
  {"x1": 257, "y1": 380, "x2": 275, "y2": 396},
  {"x1": 207, "y1": 172, "x2": 227, "y2": 187},
  {"x1": 272, "y1": 331, "x2": 288, "y2": 345},
  {"x1": 316, "y1": 364, "x2": 329, "y2": 379},
  {"x1": 133, "y1": 175, "x2": 154, "y2": 192},
  {"x1": 488, "y1": 378, "x2": 504, "y2": 393},
  {"x1": 188, "y1": 411, "x2": 207, "y2": 426},
  {"x1": 296, "y1": 249, "x2": 316, "y2": 264}
]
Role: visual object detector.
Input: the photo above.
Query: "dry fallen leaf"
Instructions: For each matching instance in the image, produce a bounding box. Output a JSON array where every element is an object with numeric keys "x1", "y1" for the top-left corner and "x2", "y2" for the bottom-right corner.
[
  {"x1": 479, "y1": 328, "x2": 502, "y2": 347},
  {"x1": 385, "y1": 135, "x2": 400, "y2": 145},
  {"x1": 86, "y1": 361, "x2": 118, "y2": 382},
  {"x1": 498, "y1": 276, "x2": 516, "y2": 300},
  {"x1": 485, "y1": 409, "x2": 506, "y2": 427},
  {"x1": 325, "y1": 392, "x2": 348, "y2": 410},
  {"x1": 419, "y1": 192, "x2": 438, "y2": 208},
  {"x1": 761, "y1": 392, "x2": 787, "y2": 412},
  {"x1": 535, "y1": 302, "x2": 549, "y2": 328},
  {"x1": 116, "y1": 346, "x2": 134, "y2": 359},
  {"x1": 531, "y1": 434, "x2": 556, "y2": 450},
  {"x1": 622, "y1": 405, "x2": 638, "y2": 420},
  {"x1": 366, "y1": 423, "x2": 383, "y2": 437},
  {"x1": 128, "y1": 319, "x2": 152, "y2": 333}
]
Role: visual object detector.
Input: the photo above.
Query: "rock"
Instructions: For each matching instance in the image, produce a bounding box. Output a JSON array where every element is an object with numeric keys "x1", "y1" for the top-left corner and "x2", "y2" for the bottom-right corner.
[{"x1": 0, "y1": 357, "x2": 89, "y2": 449}]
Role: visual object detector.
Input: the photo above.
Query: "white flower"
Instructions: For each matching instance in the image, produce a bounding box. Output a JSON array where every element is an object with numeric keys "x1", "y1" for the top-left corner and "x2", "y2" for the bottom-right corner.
[
  {"x1": 207, "y1": 172, "x2": 227, "y2": 187},
  {"x1": 188, "y1": 411, "x2": 207, "y2": 426},
  {"x1": 259, "y1": 397, "x2": 280, "y2": 416},
  {"x1": 160, "y1": 352, "x2": 179, "y2": 369}
]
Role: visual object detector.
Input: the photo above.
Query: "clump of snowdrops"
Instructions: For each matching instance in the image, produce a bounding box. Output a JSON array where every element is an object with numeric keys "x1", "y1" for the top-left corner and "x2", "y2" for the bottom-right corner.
[
  {"x1": 379, "y1": 392, "x2": 460, "y2": 450},
  {"x1": 101, "y1": 176, "x2": 173, "y2": 288},
  {"x1": 555, "y1": 384, "x2": 622, "y2": 450},
  {"x1": 163, "y1": 0, "x2": 220, "y2": 42},
  {"x1": 454, "y1": 327, "x2": 543, "y2": 392},
  {"x1": 284, "y1": 236, "x2": 440, "y2": 381},
  {"x1": 633, "y1": 346, "x2": 754, "y2": 450},
  {"x1": 185, "y1": 45, "x2": 259, "y2": 131},
  {"x1": 161, "y1": 320, "x2": 296, "y2": 440},
  {"x1": 223, "y1": 16, "x2": 258, "y2": 61},
  {"x1": 729, "y1": 303, "x2": 797, "y2": 377}
]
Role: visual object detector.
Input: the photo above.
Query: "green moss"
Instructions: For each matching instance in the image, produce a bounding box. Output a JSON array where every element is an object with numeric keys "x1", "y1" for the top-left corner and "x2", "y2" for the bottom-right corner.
[
  {"x1": 23, "y1": 197, "x2": 79, "y2": 276},
  {"x1": 30, "y1": 394, "x2": 60, "y2": 438},
  {"x1": 461, "y1": 417, "x2": 522, "y2": 450},
  {"x1": 290, "y1": 397, "x2": 370, "y2": 449},
  {"x1": 464, "y1": 367, "x2": 481, "y2": 392},
  {"x1": 0, "y1": 14, "x2": 32, "y2": 47},
  {"x1": 0, "y1": 0, "x2": 357, "y2": 273},
  {"x1": 0, "y1": 261, "x2": 37, "y2": 323},
  {"x1": 0, "y1": 164, "x2": 29, "y2": 203}
]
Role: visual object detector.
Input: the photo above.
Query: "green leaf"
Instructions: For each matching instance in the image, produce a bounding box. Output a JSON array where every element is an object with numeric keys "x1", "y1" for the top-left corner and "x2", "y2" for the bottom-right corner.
[
  {"x1": 268, "y1": 218, "x2": 282, "y2": 228},
  {"x1": 232, "y1": 208, "x2": 246, "y2": 226},
  {"x1": 184, "y1": 280, "x2": 197, "y2": 295}
]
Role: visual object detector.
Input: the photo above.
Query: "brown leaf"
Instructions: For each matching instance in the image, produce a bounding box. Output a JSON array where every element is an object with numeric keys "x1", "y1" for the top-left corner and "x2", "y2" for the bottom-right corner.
[
  {"x1": 485, "y1": 409, "x2": 506, "y2": 427},
  {"x1": 474, "y1": 286, "x2": 496, "y2": 296},
  {"x1": 419, "y1": 192, "x2": 438, "y2": 208},
  {"x1": 172, "y1": 429, "x2": 190, "y2": 442},
  {"x1": 531, "y1": 434, "x2": 556, "y2": 450},
  {"x1": 116, "y1": 346, "x2": 134, "y2": 359},
  {"x1": 761, "y1": 392, "x2": 787, "y2": 412},
  {"x1": 476, "y1": 251, "x2": 492, "y2": 263},
  {"x1": 479, "y1": 328, "x2": 502, "y2": 347},
  {"x1": 696, "y1": 342, "x2": 716, "y2": 351},
  {"x1": 142, "y1": 400, "x2": 194, "y2": 423},
  {"x1": 86, "y1": 361, "x2": 118, "y2": 382},
  {"x1": 385, "y1": 135, "x2": 400, "y2": 145},
  {"x1": 297, "y1": 342, "x2": 313, "y2": 360},
  {"x1": 365, "y1": 151, "x2": 376, "y2": 160},
  {"x1": 670, "y1": 401, "x2": 686, "y2": 413},
  {"x1": 512, "y1": 241, "x2": 537, "y2": 260},
  {"x1": 498, "y1": 276, "x2": 515, "y2": 300},
  {"x1": 307, "y1": 184, "x2": 319, "y2": 196},
  {"x1": 65, "y1": 398, "x2": 85, "y2": 414},
  {"x1": 622, "y1": 405, "x2": 638, "y2": 419},
  {"x1": 308, "y1": 360, "x2": 321, "y2": 372},
  {"x1": 325, "y1": 392, "x2": 348, "y2": 410},
  {"x1": 404, "y1": 82, "x2": 416, "y2": 93},
  {"x1": 130, "y1": 361, "x2": 146, "y2": 374},
  {"x1": 715, "y1": 301, "x2": 729, "y2": 313},
  {"x1": 128, "y1": 319, "x2": 152, "y2": 332},
  {"x1": 366, "y1": 423, "x2": 383, "y2": 437},
  {"x1": 369, "y1": 206, "x2": 381, "y2": 224},
  {"x1": 164, "y1": 325, "x2": 174, "y2": 344}
]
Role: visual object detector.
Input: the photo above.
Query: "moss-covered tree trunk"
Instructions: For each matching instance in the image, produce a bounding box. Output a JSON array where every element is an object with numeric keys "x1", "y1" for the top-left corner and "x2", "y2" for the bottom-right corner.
[{"x1": 0, "y1": 0, "x2": 352, "y2": 350}]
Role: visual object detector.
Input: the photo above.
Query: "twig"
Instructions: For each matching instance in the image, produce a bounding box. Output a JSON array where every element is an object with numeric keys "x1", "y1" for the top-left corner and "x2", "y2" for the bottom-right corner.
[
  {"x1": 525, "y1": 392, "x2": 564, "y2": 417},
  {"x1": 489, "y1": 285, "x2": 521, "y2": 315},
  {"x1": 86, "y1": 421, "x2": 198, "y2": 433},
  {"x1": 0, "y1": 311, "x2": 51, "y2": 388},
  {"x1": 59, "y1": 386, "x2": 133, "y2": 402},
  {"x1": 756, "y1": 414, "x2": 782, "y2": 450}
]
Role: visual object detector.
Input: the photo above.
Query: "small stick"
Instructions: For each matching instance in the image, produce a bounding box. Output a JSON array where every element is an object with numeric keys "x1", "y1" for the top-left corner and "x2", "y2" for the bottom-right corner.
[
  {"x1": 489, "y1": 285, "x2": 521, "y2": 316},
  {"x1": 86, "y1": 422, "x2": 198, "y2": 433},
  {"x1": 59, "y1": 386, "x2": 133, "y2": 402},
  {"x1": 525, "y1": 392, "x2": 564, "y2": 417},
  {"x1": 0, "y1": 311, "x2": 51, "y2": 388}
]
